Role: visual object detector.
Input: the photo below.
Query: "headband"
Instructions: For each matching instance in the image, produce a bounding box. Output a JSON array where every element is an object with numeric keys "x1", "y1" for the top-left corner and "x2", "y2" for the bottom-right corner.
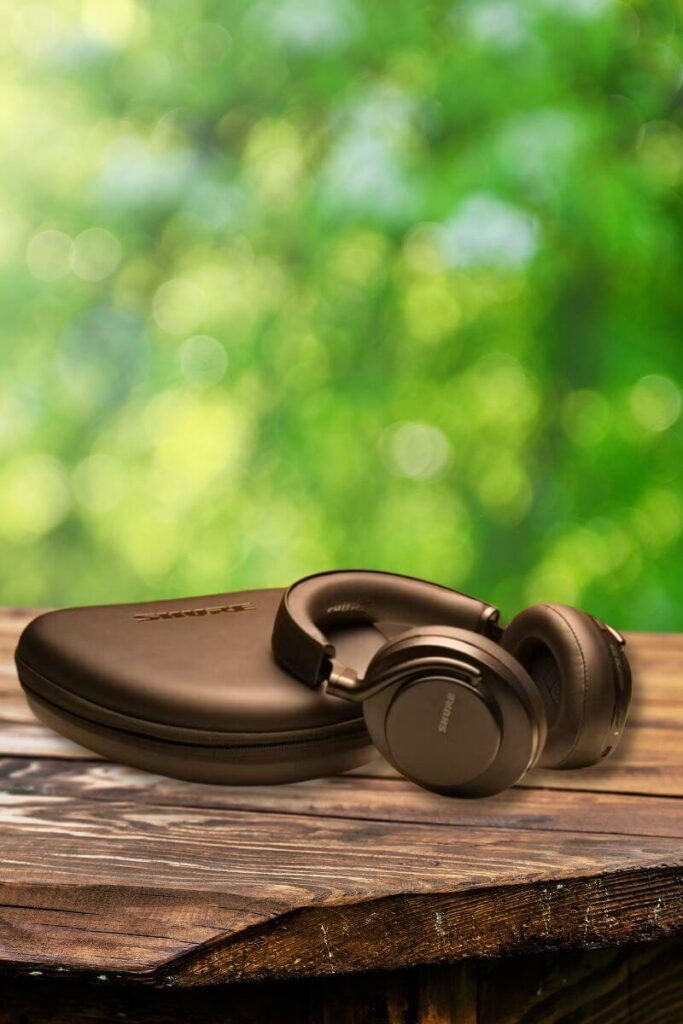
[{"x1": 271, "y1": 570, "x2": 501, "y2": 689}]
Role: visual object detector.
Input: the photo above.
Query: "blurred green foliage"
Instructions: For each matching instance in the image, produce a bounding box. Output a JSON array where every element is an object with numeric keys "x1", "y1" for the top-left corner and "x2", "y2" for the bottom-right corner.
[{"x1": 1, "y1": 0, "x2": 682, "y2": 628}]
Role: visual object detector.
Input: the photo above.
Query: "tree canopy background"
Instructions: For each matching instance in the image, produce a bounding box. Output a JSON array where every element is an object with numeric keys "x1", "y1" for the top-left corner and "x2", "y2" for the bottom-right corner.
[{"x1": 1, "y1": 0, "x2": 682, "y2": 629}]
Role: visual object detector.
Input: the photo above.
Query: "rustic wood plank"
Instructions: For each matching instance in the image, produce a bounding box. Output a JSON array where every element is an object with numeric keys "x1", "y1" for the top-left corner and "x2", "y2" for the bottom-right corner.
[
  {"x1": 0, "y1": 665, "x2": 33, "y2": 723},
  {"x1": 0, "y1": 722, "x2": 95, "y2": 760},
  {"x1": 166, "y1": 867, "x2": 683, "y2": 986},
  {"x1": 0, "y1": 788, "x2": 681, "y2": 982},
  {"x1": 2, "y1": 758, "x2": 683, "y2": 840}
]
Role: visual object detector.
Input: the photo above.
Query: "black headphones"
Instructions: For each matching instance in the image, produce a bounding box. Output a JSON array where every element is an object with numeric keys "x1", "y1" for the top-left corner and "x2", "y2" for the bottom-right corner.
[{"x1": 272, "y1": 570, "x2": 632, "y2": 797}]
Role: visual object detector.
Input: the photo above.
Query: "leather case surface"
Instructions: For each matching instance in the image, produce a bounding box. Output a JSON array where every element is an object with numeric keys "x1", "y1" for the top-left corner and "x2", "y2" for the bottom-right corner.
[{"x1": 15, "y1": 588, "x2": 384, "y2": 784}]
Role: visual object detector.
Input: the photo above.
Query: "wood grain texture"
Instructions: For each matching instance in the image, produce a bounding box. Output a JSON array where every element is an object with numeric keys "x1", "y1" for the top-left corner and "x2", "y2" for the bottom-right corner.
[{"x1": 0, "y1": 609, "x2": 682, "y2": 988}]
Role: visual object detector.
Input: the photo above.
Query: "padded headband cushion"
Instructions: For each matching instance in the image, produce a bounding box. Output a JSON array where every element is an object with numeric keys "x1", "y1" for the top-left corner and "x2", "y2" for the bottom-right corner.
[
  {"x1": 501, "y1": 603, "x2": 619, "y2": 769},
  {"x1": 272, "y1": 570, "x2": 499, "y2": 687}
]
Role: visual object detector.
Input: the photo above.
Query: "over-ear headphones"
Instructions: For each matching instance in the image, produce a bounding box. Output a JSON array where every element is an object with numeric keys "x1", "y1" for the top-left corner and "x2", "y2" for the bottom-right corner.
[{"x1": 271, "y1": 570, "x2": 632, "y2": 797}]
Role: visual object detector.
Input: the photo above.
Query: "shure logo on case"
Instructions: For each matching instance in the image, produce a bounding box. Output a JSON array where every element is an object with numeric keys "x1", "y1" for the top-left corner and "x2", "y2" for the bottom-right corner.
[
  {"x1": 134, "y1": 602, "x2": 255, "y2": 622},
  {"x1": 438, "y1": 692, "x2": 456, "y2": 734}
]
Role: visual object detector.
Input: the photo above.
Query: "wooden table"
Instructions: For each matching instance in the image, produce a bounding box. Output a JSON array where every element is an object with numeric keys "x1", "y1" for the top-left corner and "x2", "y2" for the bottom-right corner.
[{"x1": 0, "y1": 608, "x2": 682, "y2": 1022}]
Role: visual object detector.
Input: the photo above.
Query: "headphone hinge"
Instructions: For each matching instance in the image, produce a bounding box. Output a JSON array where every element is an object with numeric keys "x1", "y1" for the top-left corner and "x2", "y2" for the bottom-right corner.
[
  {"x1": 480, "y1": 604, "x2": 504, "y2": 643},
  {"x1": 326, "y1": 659, "x2": 363, "y2": 701}
]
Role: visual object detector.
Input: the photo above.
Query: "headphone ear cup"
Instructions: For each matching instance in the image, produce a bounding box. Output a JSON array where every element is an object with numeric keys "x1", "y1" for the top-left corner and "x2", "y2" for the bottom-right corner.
[
  {"x1": 360, "y1": 626, "x2": 547, "y2": 797},
  {"x1": 501, "y1": 604, "x2": 631, "y2": 769}
]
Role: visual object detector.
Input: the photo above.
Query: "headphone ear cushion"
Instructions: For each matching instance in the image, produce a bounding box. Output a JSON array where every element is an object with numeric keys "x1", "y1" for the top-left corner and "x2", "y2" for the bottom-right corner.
[{"x1": 501, "y1": 604, "x2": 627, "y2": 769}]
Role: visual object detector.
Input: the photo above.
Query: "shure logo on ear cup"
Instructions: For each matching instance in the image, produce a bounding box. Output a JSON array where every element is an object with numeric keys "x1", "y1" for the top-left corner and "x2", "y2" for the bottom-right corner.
[
  {"x1": 438, "y1": 691, "x2": 456, "y2": 734},
  {"x1": 134, "y1": 602, "x2": 255, "y2": 621}
]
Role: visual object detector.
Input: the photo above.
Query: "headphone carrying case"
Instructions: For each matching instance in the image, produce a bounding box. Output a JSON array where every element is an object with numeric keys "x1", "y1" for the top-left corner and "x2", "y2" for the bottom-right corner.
[{"x1": 15, "y1": 588, "x2": 382, "y2": 785}]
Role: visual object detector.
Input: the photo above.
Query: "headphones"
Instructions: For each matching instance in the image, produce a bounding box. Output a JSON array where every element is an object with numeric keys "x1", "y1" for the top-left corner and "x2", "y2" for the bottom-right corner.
[{"x1": 271, "y1": 570, "x2": 632, "y2": 797}]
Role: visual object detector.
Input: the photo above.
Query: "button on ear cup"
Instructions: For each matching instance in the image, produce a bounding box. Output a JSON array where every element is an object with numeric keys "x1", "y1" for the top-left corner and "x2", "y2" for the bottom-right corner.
[
  {"x1": 501, "y1": 604, "x2": 630, "y2": 769},
  {"x1": 360, "y1": 627, "x2": 547, "y2": 797}
]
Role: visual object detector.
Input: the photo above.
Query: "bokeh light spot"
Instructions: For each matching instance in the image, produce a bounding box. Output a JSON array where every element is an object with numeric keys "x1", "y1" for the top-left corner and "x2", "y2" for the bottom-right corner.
[
  {"x1": 437, "y1": 194, "x2": 540, "y2": 271},
  {"x1": 100, "y1": 138, "x2": 195, "y2": 208},
  {"x1": 475, "y1": 457, "x2": 533, "y2": 524},
  {"x1": 26, "y1": 229, "x2": 72, "y2": 281},
  {"x1": 463, "y1": 354, "x2": 540, "y2": 434},
  {"x1": 634, "y1": 489, "x2": 683, "y2": 549},
  {"x1": 402, "y1": 275, "x2": 462, "y2": 343},
  {"x1": 330, "y1": 230, "x2": 389, "y2": 285},
  {"x1": 320, "y1": 84, "x2": 417, "y2": 221},
  {"x1": 243, "y1": 120, "x2": 304, "y2": 203},
  {"x1": 72, "y1": 453, "x2": 127, "y2": 514},
  {"x1": 464, "y1": 1, "x2": 528, "y2": 49},
  {"x1": 266, "y1": 0, "x2": 362, "y2": 52},
  {"x1": 0, "y1": 455, "x2": 70, "y2": 540},
  {"x1": 637, "y1": 121, "x2": 683, "y2": 188},
  {"x1": 70, "y1": 228, "x2": 122, "y2": 281},
  {"x1": 180, "y1": 335, "x2": 228, "y2": 389},
  {"x1": 143, "y1": 390, "x2": 251, "y2": 499},
  {"x1": 524, "y1": 564, "x2": 580, "y2": 607},
  {"x1": 629, "y1": 375, "x2": 681, "y2": 432},
  {"x1": 402, "y1": 224, "x2": 445, "y2": 275},
  {"x1": 541, "y1": 0, "x2": 613, "y2": 19},
  {"x1": 153, "y1": 278, "x2": 206, "y2": 335},
  {"x1": 81, "y1": 0, "x2": 146, "y2": 48},
  {"x1": 381, "y1": 422, "x2": 451, "y2": 480}
]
